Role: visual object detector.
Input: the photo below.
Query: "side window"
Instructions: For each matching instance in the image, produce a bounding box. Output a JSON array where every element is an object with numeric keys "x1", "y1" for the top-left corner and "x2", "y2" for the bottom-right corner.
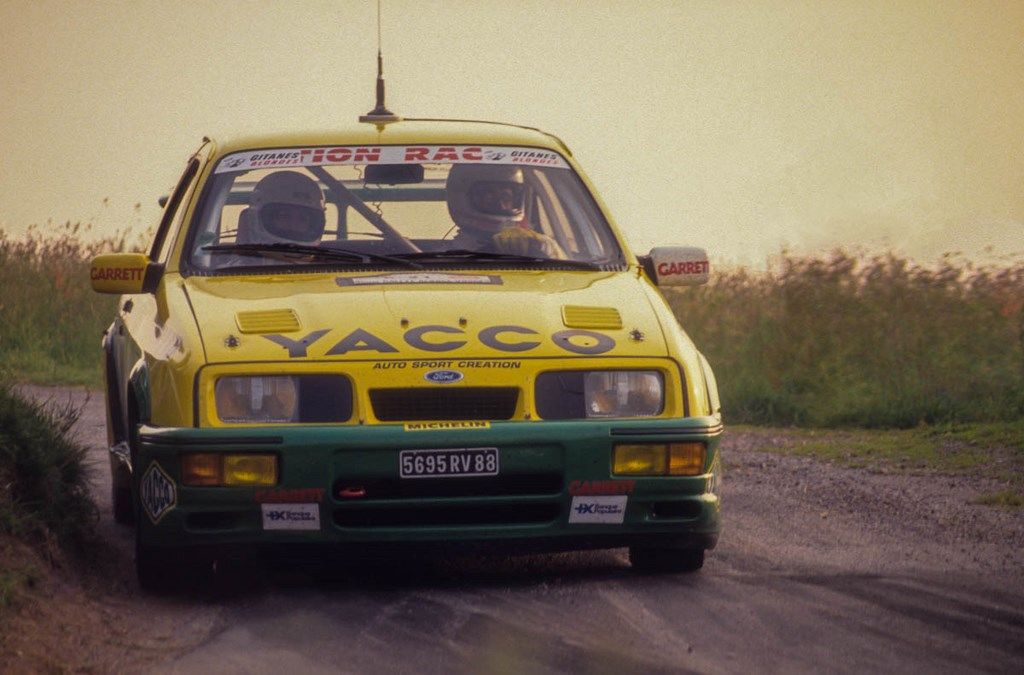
[{"x1": 150, "y1": 158, "x2": 201, "y2": 263}]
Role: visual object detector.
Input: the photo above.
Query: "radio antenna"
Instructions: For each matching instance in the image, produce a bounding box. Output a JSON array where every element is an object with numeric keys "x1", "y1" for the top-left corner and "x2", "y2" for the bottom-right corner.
[{"x1": 360, "y1": 0, "x2": 401, "y2": 123}]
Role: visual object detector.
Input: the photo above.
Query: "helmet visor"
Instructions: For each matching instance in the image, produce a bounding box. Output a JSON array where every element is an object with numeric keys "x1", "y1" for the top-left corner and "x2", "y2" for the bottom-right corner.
[
  {"x1": 467, "y1": 181, "x2": 525, "y2": 217},
  {"x1": 261, "y1": 203, "x2": 326, "y2": 241}
]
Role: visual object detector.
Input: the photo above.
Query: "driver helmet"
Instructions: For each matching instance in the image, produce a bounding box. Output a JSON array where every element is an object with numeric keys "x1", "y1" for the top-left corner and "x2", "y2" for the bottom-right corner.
[
  {"x1": 250, "y1": 171, "x2": 326, "y2": 244},
  {"x1": 446, "y1": 164, "x2": 526, "y2": 234}
]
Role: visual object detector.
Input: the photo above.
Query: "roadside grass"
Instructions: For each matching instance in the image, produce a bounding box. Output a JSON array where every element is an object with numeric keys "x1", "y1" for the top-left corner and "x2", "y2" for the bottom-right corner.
[
  {"x1": 972, "y1": 491, "x2": 1024, "y2": 507},
  {"x1": 668, "y1": 250, "x2": 1024, "y2": 428},
  {"x1": 2, "y1": 223, "x2": 1023, "y2": 433},
  {"x1": 731, "y1": 419, "x2": 1024, "y2": 506},
  {"x1": 0, "y1": 223, "x2": 137, "y2": 388},
  {"x1": 0, "y1": 380, "x2": 96, "y2": 556},
  {"x1": 0, "y1": 553, "x2": 40, "y2": 610}
]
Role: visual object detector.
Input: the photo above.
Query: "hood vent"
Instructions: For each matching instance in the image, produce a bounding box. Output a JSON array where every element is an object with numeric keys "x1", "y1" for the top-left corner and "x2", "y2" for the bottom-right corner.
[
  {"x1": 561, "y1": 305, "x2": 622, "y2": 330},
  {"x1": 235, "y1": 309, "x2": 301, "y2": 334}
]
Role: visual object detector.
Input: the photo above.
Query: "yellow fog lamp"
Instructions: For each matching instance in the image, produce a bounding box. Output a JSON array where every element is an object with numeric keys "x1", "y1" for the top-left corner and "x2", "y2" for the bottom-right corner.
[
  {"x1": 224, "y1": 454, "x2": 278, "y2": 486},
  {"x1": 181, "y1": 453, "x2": 222, "y2": 486},
  {"x1": 613, "y1": 444, "x2": 668, "y2": 475},
  {"x1": 181, "y1": 453, "x2": 278, "y2": 486},
  {"x1": 668, "y1": 442, "x2": 706, "y2": 476},
  {"x1": 613, "y1": 442, "x2": 706, "y2": 476}
]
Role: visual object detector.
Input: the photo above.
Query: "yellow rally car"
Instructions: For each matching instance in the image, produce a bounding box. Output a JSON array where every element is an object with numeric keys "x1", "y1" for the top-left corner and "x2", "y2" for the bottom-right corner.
[{"x1": 91, "y1": 119, "x2": 722, "y2": 589}]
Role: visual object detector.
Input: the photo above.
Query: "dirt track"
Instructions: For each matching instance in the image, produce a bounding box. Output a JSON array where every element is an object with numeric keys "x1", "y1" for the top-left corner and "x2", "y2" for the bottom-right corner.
[{"x1": 5, "y1": 386, "x2": 1024, "y2": 673}]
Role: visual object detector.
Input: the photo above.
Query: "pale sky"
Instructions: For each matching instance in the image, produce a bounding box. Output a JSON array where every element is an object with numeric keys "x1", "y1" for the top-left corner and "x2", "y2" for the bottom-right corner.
[{"x1": 1, "y1": 0, "x2": 1022, "y2": 266}]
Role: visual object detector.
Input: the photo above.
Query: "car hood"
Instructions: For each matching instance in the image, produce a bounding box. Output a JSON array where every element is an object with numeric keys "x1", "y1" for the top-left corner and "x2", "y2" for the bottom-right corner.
[{"x1": 183, "y1": 269, "x2": 670, "y2": 363}]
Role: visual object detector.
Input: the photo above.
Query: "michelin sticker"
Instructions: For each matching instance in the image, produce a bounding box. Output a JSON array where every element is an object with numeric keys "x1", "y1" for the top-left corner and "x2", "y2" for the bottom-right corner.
[
  {"x1": 141, "y1": 462, "x2": 176, "y2": 524},
  {"x1": 261, "y1": 503, "x2": 321, "y2": 531},
  {"x1": 568, "y1": 496, "x2": 628, "y2": 524}
]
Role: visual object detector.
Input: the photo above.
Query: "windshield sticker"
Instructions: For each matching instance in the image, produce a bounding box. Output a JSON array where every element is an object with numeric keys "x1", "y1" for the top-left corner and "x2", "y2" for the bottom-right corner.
[
  {"x1": 215, "y1": 146, "x2": 570, "y2": 173},
  {"x1": 336, "y1": 273, "x2": 503, "y2": 287},
  {"x1": 404, "y1": 421, "x2": 491, "y2": 431}
]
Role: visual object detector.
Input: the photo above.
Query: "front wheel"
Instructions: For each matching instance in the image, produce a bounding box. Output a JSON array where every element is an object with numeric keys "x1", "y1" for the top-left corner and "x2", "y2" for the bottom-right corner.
[
  {"x1": 629, "y1": 546, "x2": 705, "y2": 574},
  {"x1": 136, "y1": 538, "x2": 178, "y2": 592}
]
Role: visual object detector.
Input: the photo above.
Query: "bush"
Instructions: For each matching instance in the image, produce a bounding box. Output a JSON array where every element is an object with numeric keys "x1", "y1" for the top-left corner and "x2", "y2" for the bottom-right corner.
[
  {"x1": 667, "y1": 250, "x2": 1024, "y2": 428},
  {"x1": 0, "y1": 381, "x2": 96, "y2": 552}
]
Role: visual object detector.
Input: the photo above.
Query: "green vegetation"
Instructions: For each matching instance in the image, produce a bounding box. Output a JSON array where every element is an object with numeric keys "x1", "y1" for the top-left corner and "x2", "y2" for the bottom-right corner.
[
  {"x1": 669, "y1": 250, "x2": 1024, "y2": 428},
  {"x1": 0, "y1": 223, "x2": 135, "y2": 386},
  {"x1": 0, "y1": 381, "x2": 96, "y2": 551},
  {"x1": 0, "y1": 562, "x2": 40, "y2": 609},
  {"x1": 2, "y1": 225, "x2": 1023, "y2": 431},
  {"x1": 730, "y1": 420, "x2": 1024, "y2": 486},
  {"x1": 972, "y1": 490, "x2": 1024, "y2": 508}
]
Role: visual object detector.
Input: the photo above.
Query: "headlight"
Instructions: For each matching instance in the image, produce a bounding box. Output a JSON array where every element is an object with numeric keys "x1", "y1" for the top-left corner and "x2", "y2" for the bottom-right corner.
[
  {"x1": 216, "y1": 376, "x2": 298, "y2": 422},
  {"x1": 213, "y1": 375, "x2": 353, "y2": 424},
  {"x1": 535, "y1": 370, "x2": 665, "y2": 419},
  {"x1": 583, "y1": 371, "x2": 663, "y2": 418}
]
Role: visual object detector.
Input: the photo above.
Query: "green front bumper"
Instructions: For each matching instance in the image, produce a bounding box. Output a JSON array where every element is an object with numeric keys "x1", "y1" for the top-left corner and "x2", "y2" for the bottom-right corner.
[{"x1": 133, "y1": 417, "x2": 722, "y2": 553}]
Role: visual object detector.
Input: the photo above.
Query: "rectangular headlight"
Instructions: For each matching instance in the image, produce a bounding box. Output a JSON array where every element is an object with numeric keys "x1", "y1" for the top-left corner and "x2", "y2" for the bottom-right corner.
[
  {"x1": 584, "y1": 371, "x2": 663, "y2": 418},
  {"x1": 214, "y1": 375, "x2": 352, "y2": 423},
  {"x1": 216, "y1": 376, "x2": 298, "y2": 423},
  {"x1": 182, "y1": 453, "x2": 278, "y2": 487}
]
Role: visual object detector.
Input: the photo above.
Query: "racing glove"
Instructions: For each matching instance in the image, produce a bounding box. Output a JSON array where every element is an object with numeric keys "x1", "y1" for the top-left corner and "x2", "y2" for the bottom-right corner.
[{"x1": 492, "y1": 227, "x2": 566, "y2": 259}]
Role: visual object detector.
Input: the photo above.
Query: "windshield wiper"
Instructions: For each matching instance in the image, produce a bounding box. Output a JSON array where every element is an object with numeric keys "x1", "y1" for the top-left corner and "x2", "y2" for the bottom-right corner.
[
  {"x1": 202, "y1": 243, "x2": 423, "y2": 269},
  {"x1": 390, "y1": 249, "x2": 602, "y2": 270}
]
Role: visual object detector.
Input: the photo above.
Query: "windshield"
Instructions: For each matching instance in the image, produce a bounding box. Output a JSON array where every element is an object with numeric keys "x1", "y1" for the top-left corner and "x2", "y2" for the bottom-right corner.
[{"x1": 185, "y1": 145, "x2": 625, "y2": 273}]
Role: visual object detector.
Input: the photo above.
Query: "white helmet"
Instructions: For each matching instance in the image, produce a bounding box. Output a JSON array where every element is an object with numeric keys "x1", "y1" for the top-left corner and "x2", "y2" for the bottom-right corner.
[
  {"x1": 446, "y1": 164, "x2": 526, "y2": 233},
  {"x1": 250, "y1": 171, "x2": 326, "y2": 244}
]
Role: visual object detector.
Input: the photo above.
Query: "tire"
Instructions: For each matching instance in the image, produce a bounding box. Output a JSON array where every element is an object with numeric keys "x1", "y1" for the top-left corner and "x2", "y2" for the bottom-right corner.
[
  {"x1": 112, "y1": 482, "x2": 134, "y2": 525},
  {"x1": 629, "y1": 546, "x2": 705, "y2": 574},
  {"x1": 136, "y1": 537, "x2": 178, "y2": 593}
]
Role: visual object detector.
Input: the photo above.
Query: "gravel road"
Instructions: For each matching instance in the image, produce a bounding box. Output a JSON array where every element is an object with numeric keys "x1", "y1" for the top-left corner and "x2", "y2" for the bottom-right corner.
[{"x1": 8, "y1": 386, "x2": 1024, "y2": 673}]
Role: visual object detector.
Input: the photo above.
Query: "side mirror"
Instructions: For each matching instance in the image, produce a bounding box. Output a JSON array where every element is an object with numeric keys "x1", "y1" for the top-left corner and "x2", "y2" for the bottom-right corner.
[
  {"x1": 641, "y1": 246, "x2": 710, "y2": 286},
  {"x1": 90, "y1": 253, "x2": 163, "y2": 294}
]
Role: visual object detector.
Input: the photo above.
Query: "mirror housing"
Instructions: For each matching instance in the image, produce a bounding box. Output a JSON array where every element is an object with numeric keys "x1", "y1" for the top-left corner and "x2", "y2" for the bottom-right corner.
[
  {"x1": 364, "y1": 163, "x2": 424, "y2": 184},
  {"x1": 90, "y1": 253, "x2": 163, "y2": 294},
  {"x1": 642, "y1": 246, "x2": 710, "y2": 286}
]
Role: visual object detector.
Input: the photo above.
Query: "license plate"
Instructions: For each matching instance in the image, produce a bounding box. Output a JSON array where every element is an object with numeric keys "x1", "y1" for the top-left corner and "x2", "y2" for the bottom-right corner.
[{"x1": 399, "y1": 447, "x2": 499, "y2": 478}]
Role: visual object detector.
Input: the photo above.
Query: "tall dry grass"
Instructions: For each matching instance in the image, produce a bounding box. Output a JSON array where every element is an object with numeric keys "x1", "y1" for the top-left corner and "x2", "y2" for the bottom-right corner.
[
  {"x1": 1, "y1": 225, "x2": 1022, "y2": 427},
  {"x1": 0, "y1": 222, "x2": 140, "y2": 384},
  {"x1": 667, "y1": 250, "x2": 1024, "y2": 427}
]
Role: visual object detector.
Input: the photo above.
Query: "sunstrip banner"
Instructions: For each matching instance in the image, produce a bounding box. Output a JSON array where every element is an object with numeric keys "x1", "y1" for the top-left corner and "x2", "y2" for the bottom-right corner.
[{"x1": 215, "y1": 146, "x2": 570, "y2": 173}]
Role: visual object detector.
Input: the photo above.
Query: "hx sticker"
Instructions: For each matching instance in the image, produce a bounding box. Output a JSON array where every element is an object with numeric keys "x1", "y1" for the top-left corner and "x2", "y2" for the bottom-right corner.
[
  {"x1": 568, "y1": 496, "x2": 628, "y2": 524},
  {"x1": 261, "y1": 503, "x2": 321, "y2": 531}
]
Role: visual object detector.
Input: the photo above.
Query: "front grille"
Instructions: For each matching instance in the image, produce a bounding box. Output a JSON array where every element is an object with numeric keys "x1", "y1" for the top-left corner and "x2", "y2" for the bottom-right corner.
[
  {"x1": 334, "y1": 502, "x2": 560, "y2": 528},
  {"x1": 370, "y1": 387, "x2": 519, "y2": 421},
  {"x1": 333, "y1": 473, "x2": 563, "y2": 500}
]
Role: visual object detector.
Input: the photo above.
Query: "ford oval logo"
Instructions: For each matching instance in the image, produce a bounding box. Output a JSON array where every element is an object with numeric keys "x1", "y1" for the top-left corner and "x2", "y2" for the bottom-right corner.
[{"x1": 424, "y1": 369, "x2": 463, "y2": 384}]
